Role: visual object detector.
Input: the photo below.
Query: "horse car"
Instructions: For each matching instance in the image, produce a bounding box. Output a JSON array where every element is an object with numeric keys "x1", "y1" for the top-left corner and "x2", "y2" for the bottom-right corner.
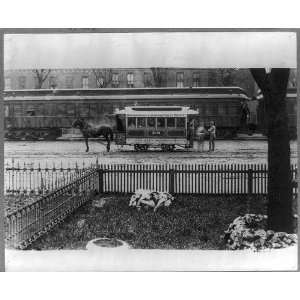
[{"x1": 114, "y1": 105, "x2": 199, "y2": 151}]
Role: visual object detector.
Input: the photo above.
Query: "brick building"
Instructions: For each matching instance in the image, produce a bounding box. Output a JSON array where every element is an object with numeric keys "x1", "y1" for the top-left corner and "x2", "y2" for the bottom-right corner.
[{"x1": 4, "y1": 67, "x2": 264, "y2": 96}]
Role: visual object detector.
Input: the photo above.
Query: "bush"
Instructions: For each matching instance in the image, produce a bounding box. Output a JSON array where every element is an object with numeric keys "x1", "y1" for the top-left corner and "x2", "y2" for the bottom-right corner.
[
  {"x1": 224, "y1": 214, "x2": 297, "y2": 251},
  {"x1": 129, "y1": 190, "x2": 174, "y2": 212}
]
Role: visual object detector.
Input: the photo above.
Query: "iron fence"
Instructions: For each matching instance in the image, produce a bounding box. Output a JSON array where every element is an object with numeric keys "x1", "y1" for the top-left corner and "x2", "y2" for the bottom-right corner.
[
  {"x1": 4, "y1": 160, "x2": 92, "y2": 195},
  {"x1": 5, "y1": 168, "x2": 99, "y2": 249}
]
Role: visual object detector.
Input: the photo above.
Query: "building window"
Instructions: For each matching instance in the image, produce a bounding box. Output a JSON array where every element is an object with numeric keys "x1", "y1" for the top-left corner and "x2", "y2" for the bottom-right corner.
[
  {"x1": 82, "y1": 76, "x2": 89, "y2": 89},
  {"x1": 49, "y1": 76, "x2": 57, "y2": 89},
  {"x1": 112, "y1": 73, "x2": 119, "y2": 87},
  {"x1": 65, "y1": 76, "x2": 74, "y2": 89},
  {"x1": 193, "y1": 72, "x2": 200, "y2": 87},
  {"x1": 5, "y1": 77, "x2": 11, "y2": 90},
  {"x1": 18, "y1": 76, "x2": 26, "y2": 89},
  {"x1": 176, "y1": 72, "x2": 184, "y2": 88},
  {"x1": 144, "y1": 72, "x2": 152, "y2": 87},
  {"x1": 127, "y1": 73, "x2": 134, "y2": 88}
]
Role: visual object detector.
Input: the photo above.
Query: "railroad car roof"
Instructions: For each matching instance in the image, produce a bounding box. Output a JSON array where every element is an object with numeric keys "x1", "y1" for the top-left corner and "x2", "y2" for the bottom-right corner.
[
  {"x1": 4, "y1": 86, "x2": 249, "y2": 98},
  {"x1": 4, "y1": 93, "x2": 249, "y2": 102}
]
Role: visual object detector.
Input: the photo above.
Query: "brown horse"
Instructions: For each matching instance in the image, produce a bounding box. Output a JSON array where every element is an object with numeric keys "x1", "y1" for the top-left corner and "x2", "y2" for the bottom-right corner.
[{"x1": 72, "y1": 118, "x2": 114, "y2": 152}]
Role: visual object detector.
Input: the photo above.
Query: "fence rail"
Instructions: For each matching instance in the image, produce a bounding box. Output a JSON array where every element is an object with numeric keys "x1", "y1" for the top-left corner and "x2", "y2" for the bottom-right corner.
[{"x1": 5, "y1": 168, "x2": 99, "y2": 249}]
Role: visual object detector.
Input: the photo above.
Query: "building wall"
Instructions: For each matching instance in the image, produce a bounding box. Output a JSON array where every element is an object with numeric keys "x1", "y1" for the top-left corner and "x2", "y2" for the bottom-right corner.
[{"x1": 4, "y1": 67, "x2": 262, "y2": 96}]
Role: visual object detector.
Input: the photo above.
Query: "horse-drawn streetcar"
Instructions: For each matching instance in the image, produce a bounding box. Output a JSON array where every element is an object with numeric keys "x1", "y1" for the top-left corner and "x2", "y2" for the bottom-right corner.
[{"x1": 114, "y1": 106, "x2": 199, "y2": 151}]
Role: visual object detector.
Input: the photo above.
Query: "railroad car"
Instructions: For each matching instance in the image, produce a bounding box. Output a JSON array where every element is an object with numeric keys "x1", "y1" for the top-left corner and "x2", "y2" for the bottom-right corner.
[
  {"x1": 4, "y1": 87, "x2": 251, "y2": 140},
  {"x1": 255, "y1": 87, "x2": 297, "y2": 139}
]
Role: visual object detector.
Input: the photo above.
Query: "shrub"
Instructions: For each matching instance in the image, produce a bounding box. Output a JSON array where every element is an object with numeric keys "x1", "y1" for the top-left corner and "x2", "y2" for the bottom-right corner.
[
  {"x1": 224, "y1": 214, "x2": 297, "y2": 251},
  {"x1": 129, "y1": 189, "x2": 174, "y2": 212}
]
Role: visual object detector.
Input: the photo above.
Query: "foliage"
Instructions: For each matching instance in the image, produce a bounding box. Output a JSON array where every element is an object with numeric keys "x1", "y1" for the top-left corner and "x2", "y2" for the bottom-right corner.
[
  {"x1": 129, "y1": 189, "x2": 174, "y2": 211},
  {"x1": 224, "y1": 214, "x2": 297, "y2": 251}
]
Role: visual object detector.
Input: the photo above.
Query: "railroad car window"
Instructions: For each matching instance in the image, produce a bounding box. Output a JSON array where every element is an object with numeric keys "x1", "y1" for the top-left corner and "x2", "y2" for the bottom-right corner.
[
  {"x1": 228, "y1": 104, "x2": 238, "y2": 114},
  {"x1": 56, "y1": 104, "x2": 67, "y2": 116},
  {"x1": 34, "y1": 104, "x2": 44, "y2": 115},
  {"x1": 128, "y1": 117, "x2": 136, "y2": 128},
  {"x1": 218, "y1": 104, "x2": 226, "y2": 114},
  {"x1": 89, "y1": 104, "x2": 98, "y2": 117},
  {"x1": 65, "y1": 76, "x2": 74, "y2": 89},
  {"x1": 157, "y1": 117, "x2": 165, "y2": 128},
  {"x1": 137, "y1": 117, "x2": 146, "y2": 128},
  {"x1": 14, "y1": 105, "x2": 23, "y2": 116},
  {"x1": 26, "y1": 110, "x2": 35, "y2": 116},
  {"x1": 212, "y1": 104, "x2": 218, "y2": 115},
  {"x1": 167, "y1": 117, "x2": 175, "y2": 127},
  {"x1": 176, "y1": 117, "x2": 185, "y2": 128},
  {"x1": 4, "y1": 105, "x2": 9, "y2": 117},
  {"x1": 66, "y1": 104, "x2": 76, "y2": 116},
  {"x1": 44, "y1": 104, "x2": 53, "y2": 115},
  {"x1": 147, "y1": 117, "x2": 155, "y2": 128}
]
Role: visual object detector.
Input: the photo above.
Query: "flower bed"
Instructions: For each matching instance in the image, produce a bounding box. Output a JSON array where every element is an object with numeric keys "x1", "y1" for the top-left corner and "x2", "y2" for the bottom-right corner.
[{"x1": 224, "y1": 214, "x2": 297, "y2": 250}]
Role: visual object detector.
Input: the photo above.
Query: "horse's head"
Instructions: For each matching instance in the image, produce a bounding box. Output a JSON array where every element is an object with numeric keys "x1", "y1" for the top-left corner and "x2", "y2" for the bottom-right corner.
[{"x1": 72, "y1": 118, "x2": 85, "y2": 129}]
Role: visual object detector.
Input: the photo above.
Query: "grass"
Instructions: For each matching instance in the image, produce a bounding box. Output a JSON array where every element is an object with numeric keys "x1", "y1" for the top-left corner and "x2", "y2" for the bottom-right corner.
[{"x1": 28, "y1": 194, "x2": 266, "y2": 250}]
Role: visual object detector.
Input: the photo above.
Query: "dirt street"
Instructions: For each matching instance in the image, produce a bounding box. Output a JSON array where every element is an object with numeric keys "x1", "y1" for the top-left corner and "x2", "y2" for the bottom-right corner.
[{"x1": 4, "y1": 140, "x2": 298, "y2": 168}]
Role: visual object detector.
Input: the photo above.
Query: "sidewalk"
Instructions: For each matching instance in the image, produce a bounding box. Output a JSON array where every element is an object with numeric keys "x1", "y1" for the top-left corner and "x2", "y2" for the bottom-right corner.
[{"x1": 5, "y1": 245, "x2": 297, "y2": 272}]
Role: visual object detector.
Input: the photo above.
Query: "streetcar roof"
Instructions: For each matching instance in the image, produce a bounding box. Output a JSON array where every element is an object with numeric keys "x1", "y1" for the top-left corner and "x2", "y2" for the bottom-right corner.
[{"x1": 115, "y1": 106, "x2": 199, "y2": 116}]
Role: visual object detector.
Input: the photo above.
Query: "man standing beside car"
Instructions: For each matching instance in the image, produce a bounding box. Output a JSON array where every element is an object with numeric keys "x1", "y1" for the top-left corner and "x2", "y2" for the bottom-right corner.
[{"x1": 208, "y1": 121, "x2": 216, "y2": 152}]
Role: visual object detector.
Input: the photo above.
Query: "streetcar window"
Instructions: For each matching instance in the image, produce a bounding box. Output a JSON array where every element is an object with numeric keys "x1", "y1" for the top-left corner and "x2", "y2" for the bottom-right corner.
[
  {"x1": 147, "y1": 117, "x2": 155, "y2": 128},
  {"x1": 157, "y1": 117, "x2": 165, "y2": 128},
  {"x1": 176, "y1": 117, "x2": 185, "y2": 128},
  {"x1": 137, "y1": 117, "x2": 146, "y2": 128},
  {"x1": 167, "y1": 117, "x2": 175, "y2": 127},
  {"x1": 128, "y1": 117, "x2": 136, "y2": 128}
]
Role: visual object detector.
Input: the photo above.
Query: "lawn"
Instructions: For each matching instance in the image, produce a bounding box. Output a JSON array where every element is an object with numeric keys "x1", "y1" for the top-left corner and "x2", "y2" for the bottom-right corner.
[{"x1": 28, "y1": 194, "x2": 267, "y2": 250}]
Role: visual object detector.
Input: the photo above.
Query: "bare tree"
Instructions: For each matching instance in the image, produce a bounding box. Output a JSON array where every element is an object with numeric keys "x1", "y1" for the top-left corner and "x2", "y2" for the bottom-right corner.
[
  {"x1": 150, "y1": 67, "x2": 166, "y2": 87},
  {"x1": 250, "y1": 68, "x2": 294, "y2": 233},
  {"x1": 92, "y1": 69, "x2": 113, "y2": 88},
  {"x1": 33, "y1": 69, "x2": 51, "y2": 89}
]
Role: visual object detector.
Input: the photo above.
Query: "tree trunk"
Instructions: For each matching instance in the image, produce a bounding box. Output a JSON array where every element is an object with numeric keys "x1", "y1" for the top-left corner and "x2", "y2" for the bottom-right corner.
[{"x1": 250, "y1": 68, "x2": 294, "y2": 233}]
